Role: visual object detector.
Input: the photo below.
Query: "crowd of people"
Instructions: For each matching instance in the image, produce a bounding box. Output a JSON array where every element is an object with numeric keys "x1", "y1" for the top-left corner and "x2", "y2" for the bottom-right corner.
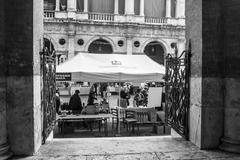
[{"x1": 55, "y1": 82, "x2": 163, "y2": 114}]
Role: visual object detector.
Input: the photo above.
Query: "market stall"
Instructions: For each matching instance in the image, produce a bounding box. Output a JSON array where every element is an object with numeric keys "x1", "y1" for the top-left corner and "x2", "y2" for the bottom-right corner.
[
  {"x1": 56, "y1": 53, "x2": 166, "y2": 134},
  {"x1": 56, "y1": 53, "x2": 165, "y2": 82}
]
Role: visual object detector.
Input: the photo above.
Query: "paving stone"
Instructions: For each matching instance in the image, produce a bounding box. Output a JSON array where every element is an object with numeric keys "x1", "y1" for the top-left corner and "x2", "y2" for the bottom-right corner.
[
  {"x1": 11, "y1": 136, "x2": 240, "y2": 160},
  {"x1": 86, "y1": 153, "x2": 160, "y2": 160}
]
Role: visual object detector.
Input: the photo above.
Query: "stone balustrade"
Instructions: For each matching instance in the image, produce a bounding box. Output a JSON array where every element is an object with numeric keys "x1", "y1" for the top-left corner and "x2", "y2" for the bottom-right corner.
[
  {"x1": 43, "y1": 10, "x2": 185, "y2": 26},
  {"x1": 44, "y1": 10, "x2": 55, "y2": 18},
  {"x1": 88, "y1": 13, "x2": 114, "y2": 22},
  {"x1": 145, "y1": 17, "x2": 168, "y2": 24}
]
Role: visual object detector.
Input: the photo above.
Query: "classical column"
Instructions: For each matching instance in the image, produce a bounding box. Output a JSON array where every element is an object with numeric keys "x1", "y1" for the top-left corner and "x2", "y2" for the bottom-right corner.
[
  {"x1": 114, "y1": 0, "x2": 119, "y2": 14},
  {"x1": 0, "y1": 80, "x2": 12, "y2": 159},
  {"x1": 55, "y1": 0, "x2": 60, "y2": 11},
  {"x1": 140, "y1": 0, "x2": 144, "y2": 16},
  {"x1": 165, "y1": 0, "x2": 171, "y2": 17},
  {"x1": 2, "y1": 0, "x2": 43, "y2": 155},
  {"x1": 67, "y1": 0, "x2": 76, "y2": 11},
  {"x1": 126, "y1": 37, "x2": 133, "y2": 55},
  {"x1": 219, "y1": 79, "x2": 240, "y2": 153},
  {"x1": 176, "y1": 0, "x2": 185, "y2": 18},
  {"x1": 84, "y1": 0, "x2": 88, "y2": 12},
  {"x1": 125, "y1": 0, "x2": 134, "y2": 15}
]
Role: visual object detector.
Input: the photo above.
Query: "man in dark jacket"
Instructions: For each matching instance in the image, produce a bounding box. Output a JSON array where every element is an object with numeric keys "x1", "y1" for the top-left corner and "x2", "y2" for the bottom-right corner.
[{"x1": 69, "y1": 90, "x2": 82, "y2": 114}]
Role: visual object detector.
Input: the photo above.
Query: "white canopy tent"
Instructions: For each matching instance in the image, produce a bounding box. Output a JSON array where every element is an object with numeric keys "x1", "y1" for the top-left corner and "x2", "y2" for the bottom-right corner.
[{"x1": 56, "y1": 53, "x2": 165, "y2": 82}]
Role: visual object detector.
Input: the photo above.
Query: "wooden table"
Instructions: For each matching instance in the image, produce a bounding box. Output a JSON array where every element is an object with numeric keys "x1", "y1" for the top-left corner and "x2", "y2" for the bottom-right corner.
[{"x1": 57, "y1": 114, "x2": 113, "y2": 136}]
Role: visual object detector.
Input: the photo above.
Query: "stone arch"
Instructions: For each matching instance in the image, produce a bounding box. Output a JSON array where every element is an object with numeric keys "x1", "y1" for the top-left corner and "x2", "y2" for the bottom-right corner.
[
  {"x1": 141, "y1": 39, "x2": 169, "y2": 65},
  {"x1": 43, "y1": 34, "x2": 58, "y2": 51},
  {"x1": 140, "y1": 38, "x2": 169, "y2": 54},
  {"x1": 84, "y1": 36, "x2": 116, "y2": 53}
]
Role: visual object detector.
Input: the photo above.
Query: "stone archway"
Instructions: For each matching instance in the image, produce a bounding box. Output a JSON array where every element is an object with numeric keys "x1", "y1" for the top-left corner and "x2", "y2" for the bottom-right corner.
[
  {"x1": 88, "y1": 39, "x2": 113, "y2": 54},
  {"x1": 143, "y1": 41, "x2": 165, "y2": 65},
  {"x1": 43, "y1": 38, "x2": 55, "y2": 51}
]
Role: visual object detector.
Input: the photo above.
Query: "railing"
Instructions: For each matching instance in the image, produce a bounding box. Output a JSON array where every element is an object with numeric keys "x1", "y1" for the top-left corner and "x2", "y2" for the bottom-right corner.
[
  {"x1": 42, "y1": 11, "x2": 185, "y2": 26},
  {"x1": 145, "y1": 17, "x2": 167, "y2": 24},
  {"x1": 88, "y1": 13, "x2": 114, "y2": 22},
  {"x1": 44, "y1": 10, "x2": 55, "y2": 18}
]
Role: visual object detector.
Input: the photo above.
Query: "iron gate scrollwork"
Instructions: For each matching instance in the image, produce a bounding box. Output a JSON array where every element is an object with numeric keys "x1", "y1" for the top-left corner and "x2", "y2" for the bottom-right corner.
[
  {"x1": 165, "y1": 42, "x2": 191, "y2": 139},
  {"x1": 40, "y1": 39, "x2": 56, "y2": 144}
]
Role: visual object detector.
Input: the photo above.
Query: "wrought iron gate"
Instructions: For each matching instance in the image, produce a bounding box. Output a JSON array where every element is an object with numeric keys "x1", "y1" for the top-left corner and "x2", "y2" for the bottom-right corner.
[
  {"x1": 165, "y1": 43, "x2": 191, "y2": 139},
  {"x1": 40, "y1": 40, "x2": 56, "y2": 144}
]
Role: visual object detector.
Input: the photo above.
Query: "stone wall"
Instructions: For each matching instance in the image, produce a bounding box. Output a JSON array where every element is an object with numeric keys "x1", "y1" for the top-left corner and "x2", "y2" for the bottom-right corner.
[
  {"x1": 0, "y1": 0, "x2": 8, "y2": 153},
  {"x1": 186, "y1": 0, "x2": 224, "y2": 148},
  {"x1": 4, "y1": 0, "x2": 43, "y2": 155},
  {"x1": 220, "y1": 0, "x2": 240, "y2": 153},
  {"x1": 44, "y1": 20, "x2": 185, "y2": 58},
  {"x1": 201, "y1": 0, "x2": 224, "y2": 149}
]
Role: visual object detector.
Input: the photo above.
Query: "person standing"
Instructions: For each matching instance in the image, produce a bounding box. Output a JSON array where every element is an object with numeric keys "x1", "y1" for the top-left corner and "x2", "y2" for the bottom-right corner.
[
  {"x1": 69, "y1": 90, "x2": 82, "y2": 114},
  {"x1": 134, "y1": 88, "x2": 144, "y2": 107},
  {"x1": 55, "y1": 89, "x2": 61, "y2": 114},
  {"x1": 87, "y1": 86, "x2": 97, "y2": 105},
  {"x1": 120, "y1": 86, "x2": 130, "y2": 106},
  {"x1": 99, "y1": 82, "x2": 108, "y2": 99}
]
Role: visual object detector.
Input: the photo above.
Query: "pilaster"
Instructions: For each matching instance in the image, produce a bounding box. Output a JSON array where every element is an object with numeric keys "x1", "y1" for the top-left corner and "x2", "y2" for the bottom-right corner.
[{"x1": 126, "y1": 36, "x2": 133, "y2": 55}]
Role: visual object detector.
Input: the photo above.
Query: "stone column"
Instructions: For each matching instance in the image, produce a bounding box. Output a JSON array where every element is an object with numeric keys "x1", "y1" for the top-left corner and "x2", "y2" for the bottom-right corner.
[
  {"x1": 125, "y1": 0, "x2": 134, "y2": 15},
  {"x1": 0, "y1": 80, "x2": 12, "y2": 160},
  {"x1": 219, "y1": 0, "x2": 240, "y2": 154},
  {"x1": 67, "y1": 0, "x2": 76, "y2": 11},
  {"x1": 219, "y1": 79, "x2": 240, "y2": 153},
  {"x1": 0, "y1": 0, "x2": 11, "y2": 158},
  {"x1": 186, "y1": 0, "x2": 224, "y2": 149},
  {"x1": 55, "y1": 0, "x2": 60, "y2": 11},
  {"x1": 166, "y1": 0, "x2": 171, "y2": 17},
  {"x1": 140, "y1": 0, "x2": 144, "y2": 16},
  {"x1": 114, "y1": 0, "x2": 119, "y2": 14},
  {"x1": 84, "y1": 0, "x2": 88, "y2": 12},
  {"x1": 3, "y1": 0, "x2": 43, "y2": 155},
  {"x1": 176, "y1": 0, "x2": 185, "y2": 18},
  {"x1": 126, "y1": 37, "x2": 133, "y2": 55}
]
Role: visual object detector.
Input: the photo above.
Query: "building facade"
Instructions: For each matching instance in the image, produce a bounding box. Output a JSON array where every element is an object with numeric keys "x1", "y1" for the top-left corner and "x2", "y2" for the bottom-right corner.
[{"x1": 43, "y1": 0, "x2": 185, "y2": 65}]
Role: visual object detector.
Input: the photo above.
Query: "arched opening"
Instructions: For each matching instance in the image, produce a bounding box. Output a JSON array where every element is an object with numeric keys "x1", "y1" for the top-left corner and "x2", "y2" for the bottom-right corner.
[
  {"x1": 144, "y1": 41, "x2": 165, "y2": 65},
  {"x1": 88, "y1": 39, "x2": 113, "y2": 54},
  {"x1": 44, "y1": 38, "x2": 55, "y2": 52}
]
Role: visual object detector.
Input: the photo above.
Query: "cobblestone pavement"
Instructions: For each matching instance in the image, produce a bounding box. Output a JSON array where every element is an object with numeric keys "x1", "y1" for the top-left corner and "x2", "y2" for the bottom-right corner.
[{"x1": 11, "y1": 136, "x2": 240, "y2": 160}]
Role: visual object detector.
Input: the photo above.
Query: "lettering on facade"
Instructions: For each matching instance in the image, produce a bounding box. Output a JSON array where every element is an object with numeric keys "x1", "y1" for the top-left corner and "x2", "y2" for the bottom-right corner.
[
  {"x1": 56, "y1": 73, "x2": 71, "y2": 81},
  {"x1": 111, "y1": 60, "x2": 122, "y2": 65}
]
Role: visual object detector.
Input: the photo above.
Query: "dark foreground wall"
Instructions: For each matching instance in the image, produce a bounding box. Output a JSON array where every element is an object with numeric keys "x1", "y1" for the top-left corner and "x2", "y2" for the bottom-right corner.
[
  {"x1": 1, "y1": 0, "x2": 43, "y2": 155},
  {"x1": 186, "y1": 0, "x2": 240, "y2": 152},
  {"x1": 220, "y1": 0, "x2": 240, "y2": 153}
]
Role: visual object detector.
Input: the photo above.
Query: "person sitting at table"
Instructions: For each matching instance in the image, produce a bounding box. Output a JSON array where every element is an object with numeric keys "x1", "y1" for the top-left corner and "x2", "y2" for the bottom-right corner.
[{"x1": 69, "y1": 90, "x2": 82, "y2": 114}]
